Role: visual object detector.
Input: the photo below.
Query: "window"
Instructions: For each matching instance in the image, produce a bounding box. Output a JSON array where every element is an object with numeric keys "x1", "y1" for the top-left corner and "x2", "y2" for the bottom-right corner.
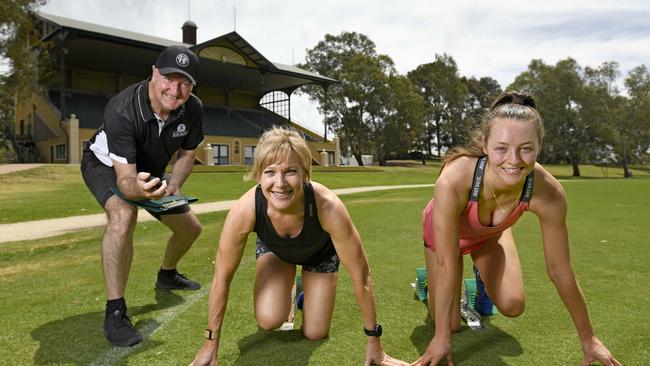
[
  {"x1": 55, "y1": 144, "x2": 66, "y2": 160},
  {"x1": 328, "y1": 151, "x2": 335, "y2": 166},
  {"x1": 260, "y1": 91, "x2": 290, "y2": 120},
  {"x1": 212, "y1": 144, "x2": 229, "y2": 165},
  {"x1": 244, "y1": 145, "x2": 256, "y2": 165}
]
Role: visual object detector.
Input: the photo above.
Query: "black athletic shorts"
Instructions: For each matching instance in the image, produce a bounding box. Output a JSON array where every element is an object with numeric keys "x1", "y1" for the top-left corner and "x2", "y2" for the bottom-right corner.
[
  {"x1": 81, "y1": 149, "x2": 189, "y2": 220},
  {"x1": 255, "y1": 238, "x2": 340, "y2": 273}
]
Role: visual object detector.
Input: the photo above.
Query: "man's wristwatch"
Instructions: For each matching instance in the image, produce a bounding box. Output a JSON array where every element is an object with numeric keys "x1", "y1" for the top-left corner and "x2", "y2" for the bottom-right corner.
[
  {"x1": 204, "y1": 329, "x2": 216, "y2": 340},
  {"x1": 364, "y1": 323, "x2": 382, "y2": 337}
]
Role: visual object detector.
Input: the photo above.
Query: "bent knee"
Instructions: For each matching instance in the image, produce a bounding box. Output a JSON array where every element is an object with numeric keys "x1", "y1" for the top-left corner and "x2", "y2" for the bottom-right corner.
[
  {"x1": 497, "y1": 296, "x2": 526, "y2": 317},
  {"x1": 175, "y1": 220, "x2": 202, "y2": 242},
  {"x1": 302, "y1": 327, "x2": 329, "y2": 340},
  {"x1": 190, "y1": 222, "x2": 202, "y2": 238},
  {"x1": 255, "y1": 311, "x2": 286, "y2": 331},
  {"x1": 106, "y1": 204, "x2": 136, "y2": 223}
]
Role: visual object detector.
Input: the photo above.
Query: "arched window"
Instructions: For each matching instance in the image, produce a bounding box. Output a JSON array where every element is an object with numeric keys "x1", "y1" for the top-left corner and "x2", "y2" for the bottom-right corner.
[{"x1": 260, "y1": 91, "x2": 290, "y2": 120}]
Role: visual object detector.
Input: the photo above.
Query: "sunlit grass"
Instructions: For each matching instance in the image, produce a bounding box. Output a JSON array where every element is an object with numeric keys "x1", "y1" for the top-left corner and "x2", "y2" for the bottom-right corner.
[{"x1": 0, "y1": 168, "x2": 646, "y2": 364}]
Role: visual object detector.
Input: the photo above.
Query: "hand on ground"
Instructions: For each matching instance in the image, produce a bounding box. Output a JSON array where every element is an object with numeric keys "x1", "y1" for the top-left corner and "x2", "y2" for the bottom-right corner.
[{"x1": 581, "y1": 336, "x2": 622, "y2": 366}]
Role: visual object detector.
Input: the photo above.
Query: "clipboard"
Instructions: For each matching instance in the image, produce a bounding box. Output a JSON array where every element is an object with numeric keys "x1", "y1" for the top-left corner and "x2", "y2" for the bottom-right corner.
[{"x1": 110, "y1": 187, "x2": 198, "y2": 213}]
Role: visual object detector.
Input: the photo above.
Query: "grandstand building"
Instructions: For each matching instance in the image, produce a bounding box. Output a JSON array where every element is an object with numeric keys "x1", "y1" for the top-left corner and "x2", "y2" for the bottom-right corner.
[{"x1": 14, "y1": 12, "x2": 340, "y2": 166}]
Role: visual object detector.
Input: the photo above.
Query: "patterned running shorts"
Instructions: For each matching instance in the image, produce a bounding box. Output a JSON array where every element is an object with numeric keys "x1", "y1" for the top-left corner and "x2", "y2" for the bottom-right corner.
[{"x1": 255, "y1": 238, "x2": 340, "y2": 273}]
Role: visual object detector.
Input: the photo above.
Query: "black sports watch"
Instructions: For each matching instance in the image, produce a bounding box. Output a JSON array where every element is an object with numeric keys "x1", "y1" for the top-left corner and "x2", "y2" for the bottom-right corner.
[{"x1": 364, "y1": 323, "x2": 382, "y2": 337}]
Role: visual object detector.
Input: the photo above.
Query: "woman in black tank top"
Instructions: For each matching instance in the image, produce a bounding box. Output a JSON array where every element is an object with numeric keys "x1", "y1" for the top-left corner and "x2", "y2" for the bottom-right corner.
[{"x1": 190, "y1": 127, "x2": 407, "y2": 366}]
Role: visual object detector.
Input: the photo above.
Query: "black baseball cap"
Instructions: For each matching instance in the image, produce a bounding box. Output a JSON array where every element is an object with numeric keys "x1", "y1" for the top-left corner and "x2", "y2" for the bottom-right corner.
[{"x1": 155, "y1": 45, "x2": 199, "y2": 85}]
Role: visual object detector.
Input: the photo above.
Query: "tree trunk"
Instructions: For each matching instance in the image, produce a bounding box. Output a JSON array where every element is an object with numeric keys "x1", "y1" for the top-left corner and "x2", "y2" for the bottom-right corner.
[
  {"x1": 435, "y1": 122, "x2": 442, "y2": 158},
  {"x1": 353, "y1": 152, "x2": 364, "y2": 167},
  {"x1": 376, "y1": 146, "x2": 385, "y2": 166},
  {"x1": 4, "y1": 125, "x2": 22, "y2": 163},
  {"x1": 622, "y1": 139, "x2": 633, "y2": 178},
  {"x1": 571, "y1": 155, "x2": 581, "y2": 177}
]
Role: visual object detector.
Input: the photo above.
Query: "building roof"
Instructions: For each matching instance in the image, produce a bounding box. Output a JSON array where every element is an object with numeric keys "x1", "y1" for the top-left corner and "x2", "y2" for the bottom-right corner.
[
  {"x1": 38, "y1": 12, "x2": 185, "y2": 48},
  {"x1": 35, "y1": 11, "x2": 338, "y2": 94}
]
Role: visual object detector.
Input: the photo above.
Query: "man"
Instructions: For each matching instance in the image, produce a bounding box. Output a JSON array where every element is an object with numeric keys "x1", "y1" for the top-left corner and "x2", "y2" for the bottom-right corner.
[{"x1": 81, "y1": 45, "x2": 204, "y2": 347}]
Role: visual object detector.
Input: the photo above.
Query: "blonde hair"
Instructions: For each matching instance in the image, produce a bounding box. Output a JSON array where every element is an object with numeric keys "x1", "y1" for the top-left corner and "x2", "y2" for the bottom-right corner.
[
  {"x1": 245, "y1": 126, "x2": 312, "y2": 182},
  {"x1": 442, "y1": 91, "x2": 545, "y2": 168}
]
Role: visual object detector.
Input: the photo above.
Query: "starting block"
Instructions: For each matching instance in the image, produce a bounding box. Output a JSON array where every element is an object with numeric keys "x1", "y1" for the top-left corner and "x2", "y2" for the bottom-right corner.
[
  {"x1": 279, "y1": 282, "x2": 297, "y2": 331},
  {"x1": 415, "y1": 268, "x2": 428, "y2": 302},
  {"x1": 412, "y1": 268, "x2": 497, "y2": 330},
  {"x1": 280, "y1": 275, "x2": 303, "y2": 331},
  {"x1": 464, "y1": 278, "x2": 498, "y2": 316},
  {"x1": 460, "y1": 292, "x2": 482, "y2": 330}
]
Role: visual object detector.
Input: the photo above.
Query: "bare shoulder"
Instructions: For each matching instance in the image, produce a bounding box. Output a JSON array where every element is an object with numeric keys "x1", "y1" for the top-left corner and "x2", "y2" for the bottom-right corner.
[
  {"x1": 529, "y1": 164, "x2": 567, "y2": 216},
  {"x1": 436, "y1": 156, "x2": 477, "y2": 197},
  {"x1": 532, "y1": 164, "x2": 566, "y2": 201},
  {"x1": 228, "y1": 185, "x2": 257, "y2": 228},
  {"x1": 310, "y1": 181, "x2": 342, "y2": 212}
]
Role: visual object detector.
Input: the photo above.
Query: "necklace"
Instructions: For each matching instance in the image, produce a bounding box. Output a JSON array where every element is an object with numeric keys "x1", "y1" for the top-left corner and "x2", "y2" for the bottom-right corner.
[{"x1": 489, "y1": 184, "x2": 520, "y2": 214}]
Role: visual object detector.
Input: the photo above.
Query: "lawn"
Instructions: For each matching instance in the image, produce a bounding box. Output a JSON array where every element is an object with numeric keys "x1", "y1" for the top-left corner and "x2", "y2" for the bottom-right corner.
[
  {"x1": 0, "y1": 164, "x2": 648, "y2": 365},
  {"x1": 0, "y1": 161, "x2": 647, "y2": 223},
  {"x1": 0, "y1": 163, "x2": 441, "y2": 223}
]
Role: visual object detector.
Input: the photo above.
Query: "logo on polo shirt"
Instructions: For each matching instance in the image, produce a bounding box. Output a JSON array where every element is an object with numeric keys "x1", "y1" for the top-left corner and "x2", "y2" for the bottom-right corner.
[
  {"x1": 172, "y1": 123, "x2": 188, "y2": 138},
  {"x1": 176, "y1": 53, "x2": 190, "y2": 67}
]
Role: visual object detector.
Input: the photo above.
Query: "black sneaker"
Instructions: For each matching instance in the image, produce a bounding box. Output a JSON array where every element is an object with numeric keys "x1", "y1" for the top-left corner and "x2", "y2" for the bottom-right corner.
[
  {"x1": 155, "y1": 269, "x2": 201, "y2": 290},
  {"x1": 103, "y1": 308, "x2": 142, "y2": 347}
]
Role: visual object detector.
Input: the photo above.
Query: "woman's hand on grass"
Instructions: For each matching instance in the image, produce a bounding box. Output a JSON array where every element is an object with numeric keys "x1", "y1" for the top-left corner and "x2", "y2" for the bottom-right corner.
[
  {"x1": 581, "y1": 336, "x2": 622, "y2": 366},
  {"x1": 188, "y1": 340, "x2": 217, "y2": 366},
  {"x1": 364, "y1": 337, "x2": 409, "y2": 366},
  {"x1": 410, "y1": 335, "x2": 453, "y2": 366}
]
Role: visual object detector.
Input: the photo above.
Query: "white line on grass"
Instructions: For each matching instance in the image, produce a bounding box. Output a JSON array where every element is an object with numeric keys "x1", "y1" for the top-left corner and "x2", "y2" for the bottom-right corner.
[{"x1": 89, "y1": 287, "x2": 210, "y2": 366}]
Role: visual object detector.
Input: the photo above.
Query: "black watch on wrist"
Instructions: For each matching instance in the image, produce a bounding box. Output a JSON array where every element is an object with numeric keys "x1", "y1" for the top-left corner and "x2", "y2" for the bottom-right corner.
[{"x1": 364, "y1": 323, "x2": 382, "y2": 337}]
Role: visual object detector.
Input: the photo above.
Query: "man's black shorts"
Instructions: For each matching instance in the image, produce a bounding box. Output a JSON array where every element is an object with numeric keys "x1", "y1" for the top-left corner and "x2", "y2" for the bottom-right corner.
[{"x1": 81, "y1": 149, "x2": 189, "y2": 220}]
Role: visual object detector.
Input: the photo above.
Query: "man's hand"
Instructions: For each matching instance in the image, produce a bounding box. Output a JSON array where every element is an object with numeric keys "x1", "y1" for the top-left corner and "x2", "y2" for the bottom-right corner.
[
  {"x1": 166, "y1": 181, "x2": 182, "y2": 196},
  {"x1": 137, "y1": 172, "x2": 167, "y2": 199}
]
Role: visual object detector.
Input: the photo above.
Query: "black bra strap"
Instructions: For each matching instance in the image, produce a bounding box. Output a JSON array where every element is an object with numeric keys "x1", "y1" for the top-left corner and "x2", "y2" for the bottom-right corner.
[
  {"x1": 520, "y1": 171, "x2": 535, "y2": 202},
  {"x1": 469, "y1": 156, "x2": 488, "y2": 202},
  {"x1": 470, "y1": 156, "x2": 535, "y2": 203}
]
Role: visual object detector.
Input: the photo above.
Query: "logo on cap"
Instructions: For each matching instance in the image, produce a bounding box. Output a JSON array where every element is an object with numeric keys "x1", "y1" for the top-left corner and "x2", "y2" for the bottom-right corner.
[{"x1": 176, "y1": 53, "x2": 190, "y2": 67}]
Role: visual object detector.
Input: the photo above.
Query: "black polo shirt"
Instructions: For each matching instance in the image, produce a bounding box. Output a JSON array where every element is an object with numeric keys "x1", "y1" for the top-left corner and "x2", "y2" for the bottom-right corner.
[{"x1": 86, "y1": 78, "x2": 204, "y2": 178}]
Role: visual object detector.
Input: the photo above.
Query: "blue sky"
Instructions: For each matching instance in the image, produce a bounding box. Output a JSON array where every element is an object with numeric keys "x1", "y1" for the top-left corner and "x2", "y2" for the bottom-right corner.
[{"x1": 16, "y1": 0, "x2": 650, "y2": 133}]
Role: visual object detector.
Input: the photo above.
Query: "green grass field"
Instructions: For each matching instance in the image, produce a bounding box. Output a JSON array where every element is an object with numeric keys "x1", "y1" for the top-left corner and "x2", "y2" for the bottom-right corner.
[{"x1": 0, "y1": 164, "x2": 648, "y2": 365}]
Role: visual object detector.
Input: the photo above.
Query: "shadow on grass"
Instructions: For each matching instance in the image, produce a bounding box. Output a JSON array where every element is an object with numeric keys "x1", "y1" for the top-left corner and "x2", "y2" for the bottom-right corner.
[
  {"x1": 410, "y1": 314, "x2": 522, "y2": 365},
  {"x1": 30, "y1": 290, "x2": 184, "y2": 365},
  {"x1": 232, "y1": 328, "x2": 325, "y2": 365}
]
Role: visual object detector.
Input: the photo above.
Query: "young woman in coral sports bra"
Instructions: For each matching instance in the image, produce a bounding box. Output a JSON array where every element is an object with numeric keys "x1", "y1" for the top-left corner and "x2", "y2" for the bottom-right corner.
[{"x1": 413, "y1": 92, "x2": 621, "y2": 366}]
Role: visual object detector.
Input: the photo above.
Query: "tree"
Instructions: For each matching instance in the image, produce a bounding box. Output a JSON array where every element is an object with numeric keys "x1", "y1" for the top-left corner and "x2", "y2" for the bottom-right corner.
[
  {"x1": 407, "y1": 54, "x2": 466, "y2": 157},
  {"x1": 0, "y1": 75, "x2": 17, "y2": 161},
  {"x1": 623, "y1": 65, "x2": 650, "y2": 169},
  {"x1": 581, "y1": 62, "x2": 622, "y2": 174},
  {"x1": 381, "y1": 74, "x2": 425, "y2": 164},
  {"x1": 299, "y1": 32, "x2": 378, "y2": 165},
  {"x1": 339, "y1": 52, "x2": 394, "y2": 165},
  {"x1": 0, "y1": 0, "x2": 50, "y2": 162},
  {"x1": 509, "y1": 58, "x2": 611, "y2": 176},
  {"x1": 300, "y1": 32, "x2": 416, "y2": 166},
  {"x1": 460, "y1": 76, "x2": 502, "y2": 143}
]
